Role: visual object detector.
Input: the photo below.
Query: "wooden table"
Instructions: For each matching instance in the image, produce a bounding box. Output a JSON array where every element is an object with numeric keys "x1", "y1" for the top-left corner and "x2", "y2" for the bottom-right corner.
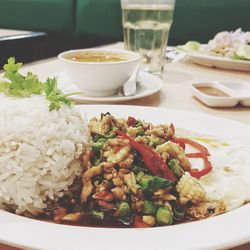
[{"x1": 0, "y1": 43, "x2": 250, "y2": 250}]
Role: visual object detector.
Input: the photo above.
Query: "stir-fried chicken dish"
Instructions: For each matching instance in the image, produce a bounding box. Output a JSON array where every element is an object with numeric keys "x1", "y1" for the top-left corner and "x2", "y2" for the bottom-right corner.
[{"x1": 39, "y1": 113, "x2": 226, "y2": 227}]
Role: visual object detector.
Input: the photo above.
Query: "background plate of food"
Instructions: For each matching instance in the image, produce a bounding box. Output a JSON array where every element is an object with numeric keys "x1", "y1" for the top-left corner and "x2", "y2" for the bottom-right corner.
[{"x1": 177, "y1": 29, "x2": 250, "y2": 71}]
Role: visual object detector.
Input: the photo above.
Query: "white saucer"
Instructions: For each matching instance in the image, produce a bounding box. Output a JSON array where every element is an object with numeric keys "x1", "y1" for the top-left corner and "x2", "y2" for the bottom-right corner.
[{"x1": 53, "y1": 71, "x2": 163, "y2": 103}]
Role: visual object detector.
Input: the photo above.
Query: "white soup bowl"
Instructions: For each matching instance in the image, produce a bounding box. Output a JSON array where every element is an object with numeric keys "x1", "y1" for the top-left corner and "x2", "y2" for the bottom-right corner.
[{"x1": 58, "y1": 49, "x2": 140, "y2": 97}]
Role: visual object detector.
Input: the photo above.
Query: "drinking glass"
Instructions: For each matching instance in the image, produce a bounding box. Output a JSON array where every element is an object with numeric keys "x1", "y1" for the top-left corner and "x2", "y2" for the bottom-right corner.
[{"x1": 121, "y1": 0, "x2": 175, "y2": 75}]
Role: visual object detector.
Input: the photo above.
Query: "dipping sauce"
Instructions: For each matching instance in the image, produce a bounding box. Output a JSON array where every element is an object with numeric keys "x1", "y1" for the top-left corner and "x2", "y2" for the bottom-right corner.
[
  {"x1": 65, "y1": 52, "x2": 130, "y2": 63},
  {"x1": 196, "y1": 86, "x2": 229, "y2": 97}
]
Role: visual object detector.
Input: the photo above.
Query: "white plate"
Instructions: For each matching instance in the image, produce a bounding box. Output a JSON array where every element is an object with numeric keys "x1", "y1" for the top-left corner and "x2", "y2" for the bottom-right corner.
[
  {"x1": 53, "y1": 72, "x2": 163, "y2": 103},
  {"x1": 185, "y1": 52, "x2": 250, "y2": 71},
  {"x1": 1, "y1": 105, "x2": 250, "y2": 250}
]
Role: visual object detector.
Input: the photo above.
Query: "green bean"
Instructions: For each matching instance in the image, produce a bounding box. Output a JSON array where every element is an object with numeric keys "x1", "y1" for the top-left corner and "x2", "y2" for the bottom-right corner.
[
  {"x1": 142, "y1": 201, "x2": 157, "y2": 215},
  {"x1": 91, "y1": 156, "x2": 101, "y2": 166},
  {"x1": 91, "y1": 210, "x2": 105, "y2": 220},
  {"x1": 172, "y1": 202, "x2": 185, "y2": 220},
  {"x1": 92, "y1": 142, "x2": 103, "y2": 152},
  {"x1": 139, "y1": 175, "x2": 153, "y2": 190},
  {"x1": 118, "y1": 202, "x2": 131, "y2": 218},
  {"x1": 156, "y1": 206, "x2": 173, "y2": 226},
  {"x1": 136, "y1": 129, "x2": 145, "y2": 136},
  {"x1": 168, "y1": 159, "x2": 184, "y2": 178},
  {"x1": 150, "y1": 137, "x2": 162, "y2": 147}
]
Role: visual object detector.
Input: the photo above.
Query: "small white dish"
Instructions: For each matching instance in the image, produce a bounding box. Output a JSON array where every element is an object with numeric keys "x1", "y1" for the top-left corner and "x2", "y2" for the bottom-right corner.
[
  {"x1": 185, "y1": 52, "x2": 250, "y2": 71},
  {"x1": 58, "y1": 49, "x2": 140, "y2": 97},
  {"x1": 53, "y1": 71, "x2": 163, "y2": 103},
  {"x1": 190, "y1": 81, "x2": 250, "y2": 107}
]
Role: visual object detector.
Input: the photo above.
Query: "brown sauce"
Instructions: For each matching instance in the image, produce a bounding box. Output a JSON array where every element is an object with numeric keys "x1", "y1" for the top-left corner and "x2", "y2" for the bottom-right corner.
[
  {"x1": 65, "y1": 52, "x2": 130, "y2": 63},
  {"x1": 34, "y1": 212, "x2": 191, "y2": 228},
  {"x1": 196, "y1": 86, "x2": 229, "y2": 97},
  {"x1": 61, "y1": 214, "x2": 132, "y2": 228},
  {"x1": 37, "y1": 213, "x2": 131, "y2": 228}
]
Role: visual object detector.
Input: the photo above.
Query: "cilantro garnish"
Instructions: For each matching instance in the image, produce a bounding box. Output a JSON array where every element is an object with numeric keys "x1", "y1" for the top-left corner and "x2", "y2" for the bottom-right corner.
[{"x1": 0, "y1": 57, "x2": 81, "y2": 111}]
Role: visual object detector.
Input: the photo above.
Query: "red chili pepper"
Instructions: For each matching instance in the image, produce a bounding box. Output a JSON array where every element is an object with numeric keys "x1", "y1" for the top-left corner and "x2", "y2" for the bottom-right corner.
[
  {"x1": 185, "y1": 152, "x2": 204, "y2": 158},
  {"x1": 171, "y1": 138, "x2": 185, "y2": 150},
  {"x1": 127, "y1": 116, "x2": 137, "y2": 127},
  {"x1": 116, "y1": 130, "x2": 177, "y2": 182},
  {"x1": 185, "y1": 147, "x2": 212, "y2": 179},
  {"x1": 134, "y1": 216, "x2": 151, "y2": 228},
  {"x1": 187, "y1": 153, "x2": 213, "y2": 179},
  {"x1": 171, "y1": 138, "x2": 212, "y2": 179},
  {"x1": 171, "y1": 138, "x2": 210, "y2": 156}
]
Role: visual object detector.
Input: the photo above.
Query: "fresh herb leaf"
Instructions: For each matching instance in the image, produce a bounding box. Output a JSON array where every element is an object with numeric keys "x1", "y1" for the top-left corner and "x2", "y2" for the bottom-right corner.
[
  {"x1": 0, "y1": 81, "x2": 10, "y2": 94},
  {"x1": 139, "y1": 175, "x2": 173, "y2": 192},
  {"x1": 3, "y1": 57, "x2": 22, "y2": 73},
  {"x1": 44, "y1": 77, "x2": 74, "y2": 111},
  {"x1": 0, "y1": 57, "x2": 80, "y2": 111},
  {"x1": 1, "y1": 57, "x2": 43, "y2": 97}
]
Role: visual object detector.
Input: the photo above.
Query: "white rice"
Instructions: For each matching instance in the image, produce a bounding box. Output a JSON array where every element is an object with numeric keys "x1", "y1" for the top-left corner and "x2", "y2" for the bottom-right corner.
[{"x1": 0, "y1": 97, "x2": 89, "y2": 215}]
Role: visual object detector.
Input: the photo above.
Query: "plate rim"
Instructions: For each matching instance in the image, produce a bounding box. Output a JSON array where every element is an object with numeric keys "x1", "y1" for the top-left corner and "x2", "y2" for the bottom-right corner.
[{"x1": 185, "y1": 51, "x2": 250, "y2": 65}]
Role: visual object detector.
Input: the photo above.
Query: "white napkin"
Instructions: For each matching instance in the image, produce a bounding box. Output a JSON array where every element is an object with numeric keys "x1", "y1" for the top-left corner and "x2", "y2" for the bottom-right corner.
[{"x1": 123, "y1": 65, "x2": 140, "y2": 96}]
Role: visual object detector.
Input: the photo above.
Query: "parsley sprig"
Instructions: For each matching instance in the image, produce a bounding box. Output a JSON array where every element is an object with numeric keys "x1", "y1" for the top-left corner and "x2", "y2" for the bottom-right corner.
[{"x1": 0, "y1": 57, "x2": 81, "y2": 111}]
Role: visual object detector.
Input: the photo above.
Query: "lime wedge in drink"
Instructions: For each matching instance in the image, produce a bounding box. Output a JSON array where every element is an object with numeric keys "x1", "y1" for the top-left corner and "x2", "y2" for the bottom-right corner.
[
  {"x1": 235, "y1": 44, "x2": 250, "y2": 60},
  {"x1": 176, "y1": 41, "x2": 201, "y2": 52}
]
